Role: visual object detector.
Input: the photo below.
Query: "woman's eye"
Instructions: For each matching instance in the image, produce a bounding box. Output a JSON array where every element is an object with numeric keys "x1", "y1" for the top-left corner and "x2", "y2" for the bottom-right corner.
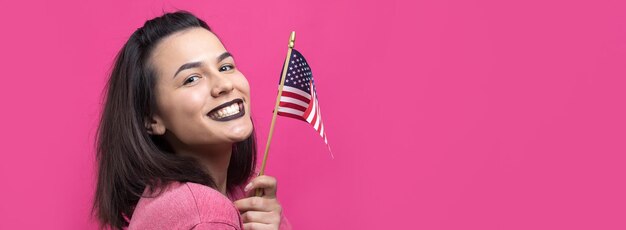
[
  {"x1": 183, "y1": 75, "x2": 200, "y2": 85},
  {"x1": 219, "y1": 64, "x2": 234, "y2": 72}
]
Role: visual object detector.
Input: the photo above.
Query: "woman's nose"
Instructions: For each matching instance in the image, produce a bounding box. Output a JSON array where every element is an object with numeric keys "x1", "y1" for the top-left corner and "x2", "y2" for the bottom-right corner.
[{"x1": 210, "y1": 73, "x2": 234, "y2": 97}]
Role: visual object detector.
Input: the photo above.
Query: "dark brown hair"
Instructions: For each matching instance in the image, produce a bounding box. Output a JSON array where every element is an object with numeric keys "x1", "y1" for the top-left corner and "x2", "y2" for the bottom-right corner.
[{"x1": 93, "y1": 11, "x2": 257, "y2": 229}]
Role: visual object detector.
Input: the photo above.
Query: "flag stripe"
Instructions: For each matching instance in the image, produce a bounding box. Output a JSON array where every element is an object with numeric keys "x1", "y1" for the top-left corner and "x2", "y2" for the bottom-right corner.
[
  {"x1": 281, "y1": 91, "x2": 311, "y2": 104},
  {"x1": 279, "y1": 97, "x2": 309, "y2": 109},
  {"x1": 282, "y1": 86, "x2": 311, "y2": 100},
  {"x1": 305, "y1": 98, "x2": 317, "y2": 123},
  {"x1": 313, "y1": 103, "x2": 321, "y2": 130},
  {"x1": 278, "y1": 107, "x2": 304, "y2": 116},
  {"x1": 277, "y1": 111, "x2": 306, "y2": 121},
  {"x1": 279, "y1": 102, "x2": 307, "y2": 111},
  {"x1": 305, "y1": 85, "x2": 317, "y2": 122},
  {"x1": 311, "y1": 106, "x2": 319, "y2": 129},
  {"x1": 319, "y1": 120, "x2": 325, "y2": 137}
]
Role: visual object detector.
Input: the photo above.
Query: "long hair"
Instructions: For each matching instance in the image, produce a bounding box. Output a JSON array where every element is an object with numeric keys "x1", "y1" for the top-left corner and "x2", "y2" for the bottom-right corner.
[{"x1": 93, "y1": 11, "x2": 257, "y2": 229}]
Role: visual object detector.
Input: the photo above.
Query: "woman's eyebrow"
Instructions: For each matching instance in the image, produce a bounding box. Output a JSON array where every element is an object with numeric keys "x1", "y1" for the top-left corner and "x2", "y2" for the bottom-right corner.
[
  {"x1": 173, "y1": 61, "x2": 204, "y2": 79},
  {"x1": 172, "y1": 52, "x2": 233, "y2": 79},
  {"x1": 216, "y1": 52, "x2": 233, "y2": 63}
]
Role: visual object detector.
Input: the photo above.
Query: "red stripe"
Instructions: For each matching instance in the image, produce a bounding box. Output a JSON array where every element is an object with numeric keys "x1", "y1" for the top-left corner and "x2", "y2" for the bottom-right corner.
[
  {"x1": 317, "y1": 121, "x2": 323, "y2": 136},
  {"x1": 303, "y1": 100, "x2": 313, "y2": 119},
  {"x1": 279, "y1": 102, "x2": 307, "y2": 111},
  {"x1": 309, "y1": 105, "x2": 318, "y2": 127},
  {"x1": 278, "y1": 112, "x2": 305, "y2": 121},
  {"x1": 317, "y1": 113, "x2": 324, "y2": 136},
  {"x1": 303, "y1": 85, "x2": 316, "y2": 119},
  {"x1": 281, "y1": 91, "x2": 310, "y2": 104}
]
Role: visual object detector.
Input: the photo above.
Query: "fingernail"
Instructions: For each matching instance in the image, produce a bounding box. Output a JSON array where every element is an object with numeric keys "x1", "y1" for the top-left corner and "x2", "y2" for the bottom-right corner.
[{"x1": 244, "y1": 183, "x2": 252, "y2": 192}]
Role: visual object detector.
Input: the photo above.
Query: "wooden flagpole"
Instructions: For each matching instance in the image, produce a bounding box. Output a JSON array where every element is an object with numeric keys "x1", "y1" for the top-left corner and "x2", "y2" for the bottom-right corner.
[{"x1": 256, "y1": 31, "x2": 296, "y2": 196}]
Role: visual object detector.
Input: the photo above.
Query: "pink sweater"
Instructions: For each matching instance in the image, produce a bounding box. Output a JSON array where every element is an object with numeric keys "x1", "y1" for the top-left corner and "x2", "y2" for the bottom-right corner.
[{"x1": 127, "y1": 182, "x2": 291, "y2": 229}]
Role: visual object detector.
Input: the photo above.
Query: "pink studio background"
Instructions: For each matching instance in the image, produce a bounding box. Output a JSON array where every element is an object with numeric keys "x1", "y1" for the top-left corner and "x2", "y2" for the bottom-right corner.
[{"x1": 1, "y1": 0, "x2": 625, "y2": 229}]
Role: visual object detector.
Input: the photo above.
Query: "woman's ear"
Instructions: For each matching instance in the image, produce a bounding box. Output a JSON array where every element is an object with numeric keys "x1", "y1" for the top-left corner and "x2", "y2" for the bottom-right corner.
[{"x1": 145, "y1": 115, "x2": 166, "y2": 135}]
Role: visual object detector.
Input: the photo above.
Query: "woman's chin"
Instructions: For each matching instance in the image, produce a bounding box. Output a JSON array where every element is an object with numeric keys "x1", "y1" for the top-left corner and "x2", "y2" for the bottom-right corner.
[{"x1": 225, "y1": 123, "x2": 253, "y2": 142}]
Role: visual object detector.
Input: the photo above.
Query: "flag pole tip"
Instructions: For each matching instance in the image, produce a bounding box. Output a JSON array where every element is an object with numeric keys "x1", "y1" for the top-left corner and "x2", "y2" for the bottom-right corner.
[{"x1": 289, "y1": 31, "x2": 296, "y2": 48}]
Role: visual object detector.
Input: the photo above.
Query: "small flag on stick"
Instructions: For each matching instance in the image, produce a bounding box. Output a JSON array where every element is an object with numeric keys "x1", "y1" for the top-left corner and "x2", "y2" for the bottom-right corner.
[
  {"x1": 276, "y1": 49, "x2": 331, "y2": 152},
  {"x1": 256, "y1": 31, "x2": 332, "y2": 196}
]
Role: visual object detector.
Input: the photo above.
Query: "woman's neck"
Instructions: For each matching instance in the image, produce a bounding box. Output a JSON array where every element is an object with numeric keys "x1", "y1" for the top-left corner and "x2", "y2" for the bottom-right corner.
[
  {"x1": 167, "y1": 138, "x2": 233, "y2": 195},
  {"x1": 194, "y1": 144, "x2": 232, "y2": 195}
]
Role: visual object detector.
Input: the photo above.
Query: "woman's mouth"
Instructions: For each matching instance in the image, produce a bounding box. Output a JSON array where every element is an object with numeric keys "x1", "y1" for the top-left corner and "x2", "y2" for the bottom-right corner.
[{"x1": 207, "y1": 98, "x2": 245, "y2": 122}]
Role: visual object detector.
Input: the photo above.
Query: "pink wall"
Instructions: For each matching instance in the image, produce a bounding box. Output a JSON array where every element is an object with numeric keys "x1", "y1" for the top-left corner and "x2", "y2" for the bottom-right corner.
[{"x1": 1, "y1": 0, "x2": 625, "y2": 229}]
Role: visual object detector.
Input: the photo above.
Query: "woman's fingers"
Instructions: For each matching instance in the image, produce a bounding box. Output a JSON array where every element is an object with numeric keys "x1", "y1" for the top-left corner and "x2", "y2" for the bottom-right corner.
[
  {"x1": 236, "y1": 175, "x2": 282, "y2": 230},
  {"x1": 243, "y1": 222, "x2": 274, "y2": 230},
  {"x1": 240, "y1": 211, "x2": 280, "y2": 224},
  {"x1": 244, "y1": 175, "x2": 277, "y2": 198},
  {"x1": 234, "y1": 196, "x2": 281, "y2": 212}
]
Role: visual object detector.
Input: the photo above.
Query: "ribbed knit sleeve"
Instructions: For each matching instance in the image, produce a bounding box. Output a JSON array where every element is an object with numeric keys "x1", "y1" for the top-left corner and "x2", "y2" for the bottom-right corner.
[{"x1": 127, "y1": 182, "x2": 243, "y2": 230}]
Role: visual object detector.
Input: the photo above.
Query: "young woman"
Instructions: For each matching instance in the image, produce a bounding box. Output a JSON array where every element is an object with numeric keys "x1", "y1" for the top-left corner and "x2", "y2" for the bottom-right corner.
[{"x1": 93, "y1": 11, "x2": 290, "y2": 230}]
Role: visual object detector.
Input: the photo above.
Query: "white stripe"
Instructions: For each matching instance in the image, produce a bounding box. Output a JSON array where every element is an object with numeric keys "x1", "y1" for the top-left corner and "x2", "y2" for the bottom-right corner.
[
  {"x1": 280, "y1": 97, "x2": 309, "y2": 108},
  {"x1": 313, "y1": 103, "x2": 321, "y2": 130},
  {"x1": 306, "y1": 86, "x2": 317, "y2": 122},
  {"x1": 282, "y1": 86, "x2": 311, "y2": 100},
  {"x1": 320, "y1": 122, "x2": 325, "y2": 137},
  {"x1": 306, "y1": 97, "x2": 317, "y2": 123},
  {"x1": 278, "y1": 107, "x2": 304, "y2": 116}
]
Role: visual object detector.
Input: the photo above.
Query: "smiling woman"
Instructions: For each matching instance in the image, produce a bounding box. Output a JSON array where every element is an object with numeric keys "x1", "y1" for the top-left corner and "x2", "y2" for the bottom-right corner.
[{"x1": 93, "y1": 11, "x2": 290, "y2": 230}]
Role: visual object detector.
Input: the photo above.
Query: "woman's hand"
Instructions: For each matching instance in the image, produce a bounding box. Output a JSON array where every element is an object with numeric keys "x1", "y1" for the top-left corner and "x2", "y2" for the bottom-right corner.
[{"x1": 234, "y1": 175, "x2": 282, "y2": 230}]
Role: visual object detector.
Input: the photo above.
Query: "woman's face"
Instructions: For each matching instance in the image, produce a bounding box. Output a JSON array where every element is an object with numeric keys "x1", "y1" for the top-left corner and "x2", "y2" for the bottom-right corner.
[{"x1": 147, "y1": 27, "x2": 253, "y2": 149}]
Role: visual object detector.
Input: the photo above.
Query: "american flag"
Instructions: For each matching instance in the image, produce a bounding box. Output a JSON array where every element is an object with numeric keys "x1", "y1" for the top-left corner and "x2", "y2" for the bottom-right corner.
[{"x1": 276, "y1": 49, "x2": 332, "y2": 155}]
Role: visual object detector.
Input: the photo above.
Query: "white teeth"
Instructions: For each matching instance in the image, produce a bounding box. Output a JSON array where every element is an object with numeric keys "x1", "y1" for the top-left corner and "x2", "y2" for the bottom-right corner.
[{"x1": 211, "y1": 103, "x2": 241, "y2": 119}]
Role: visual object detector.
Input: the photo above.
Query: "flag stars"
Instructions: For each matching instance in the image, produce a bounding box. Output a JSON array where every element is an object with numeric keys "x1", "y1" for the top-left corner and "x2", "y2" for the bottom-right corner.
[{"x1": 282, "y1": 52, "x2": 319, "y2": 97}]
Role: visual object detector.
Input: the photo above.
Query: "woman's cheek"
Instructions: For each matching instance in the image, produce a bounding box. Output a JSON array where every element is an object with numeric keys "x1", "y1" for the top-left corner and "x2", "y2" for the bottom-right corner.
[
  {"x1": 234, "y1": 72, "x2": 251, "y2": 91},
  {"x1": 179, "y1": 85, "x2": 209, "y2": 112}
]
